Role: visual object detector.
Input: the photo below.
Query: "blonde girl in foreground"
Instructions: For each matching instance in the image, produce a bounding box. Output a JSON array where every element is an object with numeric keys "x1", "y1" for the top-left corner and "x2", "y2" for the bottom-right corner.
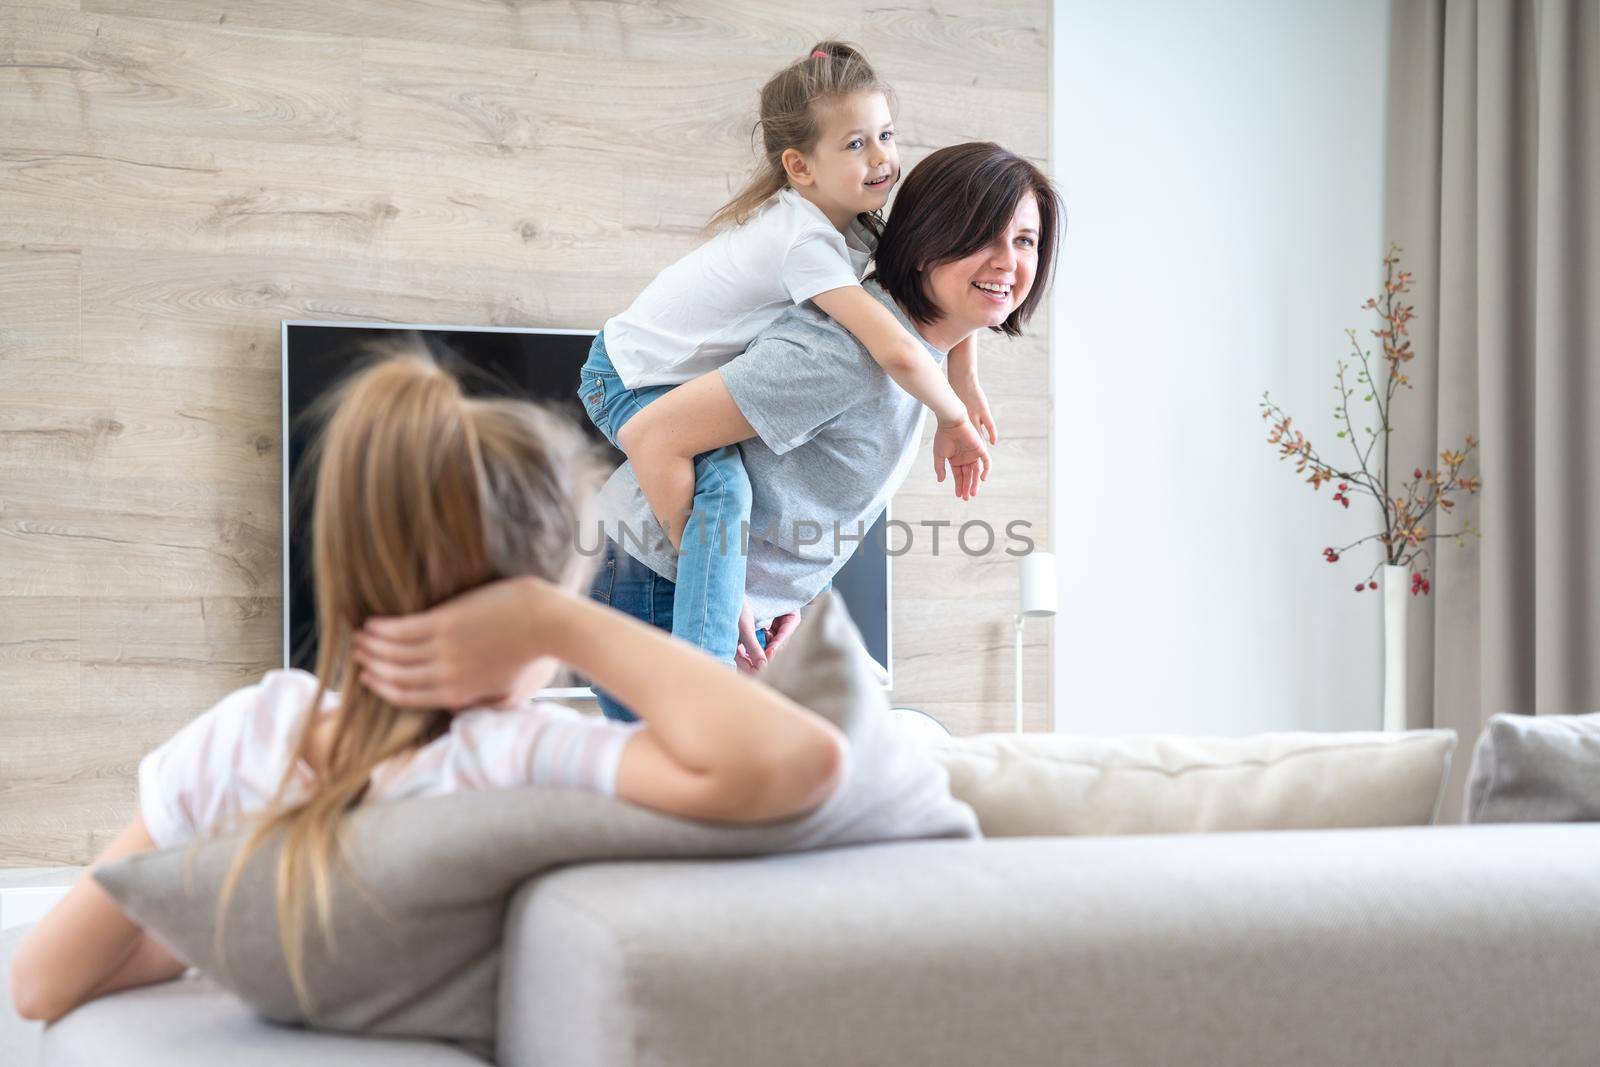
[{"x1": 10, "y1": 346, "x2": 848, "y2": 1024}]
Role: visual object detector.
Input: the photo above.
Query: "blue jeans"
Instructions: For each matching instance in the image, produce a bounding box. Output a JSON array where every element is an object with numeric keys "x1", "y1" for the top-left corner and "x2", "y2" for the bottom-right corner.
[
  {"x1": 587, "y1": 541, "x2": 768, "y2": 722},
  {"x1": 577, "y1": 331, "x2": 752, "y2": 669}
]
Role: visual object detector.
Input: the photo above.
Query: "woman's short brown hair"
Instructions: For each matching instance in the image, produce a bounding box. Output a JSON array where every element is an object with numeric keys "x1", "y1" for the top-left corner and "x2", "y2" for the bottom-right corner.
[{"x1": 870, "y1": 142, "x2": 1063, "y2": 337}]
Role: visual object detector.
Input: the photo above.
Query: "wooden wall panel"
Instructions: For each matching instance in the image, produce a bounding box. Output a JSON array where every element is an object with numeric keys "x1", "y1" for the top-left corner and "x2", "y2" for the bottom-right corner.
[
  {"x1": 0, "y1": 1, "x2": 1052, "y2": 867},
  {"x1": 5, "y1": 9, "x2": 362, "y2": 145},
  {"x1": 0, "y1": 248, "x2": 80, "y2": 359}
]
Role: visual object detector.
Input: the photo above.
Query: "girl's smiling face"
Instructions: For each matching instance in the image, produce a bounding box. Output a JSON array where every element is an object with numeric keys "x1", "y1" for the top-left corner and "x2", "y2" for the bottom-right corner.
[
  {"x1": 922, "y1": 192, "x2": 1042, "y2": 333},
  {"x1": 787, "y1": 91, "x2": 899, "y2": 227}
]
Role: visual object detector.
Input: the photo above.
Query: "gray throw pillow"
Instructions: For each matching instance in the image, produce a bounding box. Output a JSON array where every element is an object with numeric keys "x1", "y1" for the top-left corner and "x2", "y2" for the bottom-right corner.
[
  {"x1": 1463, "y1": 710, "x2": 1600, "y2": 823},
  {"x1": 93, "y1": 591, "x2": 978, "y2": 1053}
]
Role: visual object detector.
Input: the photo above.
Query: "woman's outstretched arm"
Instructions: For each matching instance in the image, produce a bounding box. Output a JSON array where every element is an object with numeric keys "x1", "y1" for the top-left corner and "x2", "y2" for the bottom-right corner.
[
  {"x1": 356, "y1": 577, "x2": 846, "y2": 825},
  {"x1": 10, "y1": 813, "x2": 188, "y2": 1022}
]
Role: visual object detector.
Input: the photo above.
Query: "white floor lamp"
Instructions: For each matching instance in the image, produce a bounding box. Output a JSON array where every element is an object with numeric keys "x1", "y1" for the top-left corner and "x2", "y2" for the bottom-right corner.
[{"x1": 1014, "y1": 551, "x2": 1057, "y2": 733}]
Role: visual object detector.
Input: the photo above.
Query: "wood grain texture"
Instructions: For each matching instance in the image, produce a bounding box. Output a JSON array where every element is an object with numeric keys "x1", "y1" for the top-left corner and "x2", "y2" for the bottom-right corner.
[
  {"x1": 0, "y1": 246, "x2": 80, "y2": 359},
  {"x1": 1, "y1": 131, "x2": 724, "y2": 275},
  {"x1": 72, "y1": 248, "x2": 639, "y2": 367},
  {"x1": 0, "y1": 478, "x2": 279, "y2": 597},
  {"x1": 0, "y1": 358, "x2": 279, "y2": 481},
  {"x1": 1, "y1": 8, "x2": 361, "y2": 145},
  {"x1": 81, "y1": 1, "x2": 854, "y2": 61},
  {"x1": 0, "y1": 1, "x2": 1051, "y2": 866}
]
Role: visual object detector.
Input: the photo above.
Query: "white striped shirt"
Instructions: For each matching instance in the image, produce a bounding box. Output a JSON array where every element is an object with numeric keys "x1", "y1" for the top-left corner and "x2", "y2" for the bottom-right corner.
[{"x1": 137, "y1": 668, "x2": 644, "y2": 850}]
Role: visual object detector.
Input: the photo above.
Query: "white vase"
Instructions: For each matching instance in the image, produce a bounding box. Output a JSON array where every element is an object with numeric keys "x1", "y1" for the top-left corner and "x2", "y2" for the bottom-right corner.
[{"x1": 1382, "y1": 564, "x2": 1408, "y2": 731}]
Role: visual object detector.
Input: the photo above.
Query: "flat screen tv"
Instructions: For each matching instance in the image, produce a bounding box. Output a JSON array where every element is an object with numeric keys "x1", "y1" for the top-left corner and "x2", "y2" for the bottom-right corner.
[{"x1": 282, "y1": 321, "x2": 893, "y2": 699}]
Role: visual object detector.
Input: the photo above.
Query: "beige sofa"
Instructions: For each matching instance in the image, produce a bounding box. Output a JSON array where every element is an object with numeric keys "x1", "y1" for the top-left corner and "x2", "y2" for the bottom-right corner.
[{"x1": 9, "y1": 727, "x2": 1598, "y2": 1066}]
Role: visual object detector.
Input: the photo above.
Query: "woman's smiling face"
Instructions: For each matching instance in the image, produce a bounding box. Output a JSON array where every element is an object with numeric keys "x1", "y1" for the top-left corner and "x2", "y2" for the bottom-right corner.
[{"x1": 922, "y1": 192, "x2": 1041, "y2": 333}]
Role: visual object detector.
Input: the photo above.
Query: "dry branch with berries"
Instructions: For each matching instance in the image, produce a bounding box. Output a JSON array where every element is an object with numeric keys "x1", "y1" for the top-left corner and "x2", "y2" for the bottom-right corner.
[{"x1": 1260, "y1": 245, "x2": 1482, "y2": 596}]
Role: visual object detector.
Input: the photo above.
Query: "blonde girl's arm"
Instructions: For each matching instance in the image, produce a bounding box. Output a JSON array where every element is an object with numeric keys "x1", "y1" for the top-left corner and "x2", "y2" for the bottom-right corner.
[
  {"x1": 356, "y1": 574, "x2": 847, "y2": 826},
  {"x1": 10, "y1": 813, "x2": 189, "y2": 1022},
  {"x1": 557, "y1": 589, "x2": 847, "y2": 824}
]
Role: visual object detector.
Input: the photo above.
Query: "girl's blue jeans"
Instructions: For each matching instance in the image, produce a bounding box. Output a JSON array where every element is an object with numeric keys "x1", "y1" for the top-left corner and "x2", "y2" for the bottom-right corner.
[{"x1": 577, "y1": 331, "x2": 755, "y2": 722}]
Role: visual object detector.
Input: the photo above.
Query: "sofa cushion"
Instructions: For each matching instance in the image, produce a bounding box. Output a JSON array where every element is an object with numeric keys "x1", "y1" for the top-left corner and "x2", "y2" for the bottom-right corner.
[
  {"x1": 1464, "y1": 710, "x2": 1600, "y2": 823},
  {"x1": 90, "y1": 592, "x2": 977, "y2": 1050},
  {"x1": 925, "y1": 728, "x2": 1456, "y2": 835}
]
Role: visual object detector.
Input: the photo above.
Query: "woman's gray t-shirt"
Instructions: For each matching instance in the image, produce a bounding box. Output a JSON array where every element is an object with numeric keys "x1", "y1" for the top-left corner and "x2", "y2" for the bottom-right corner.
[{"x1": 595, "y1": 279, "x2": 947, "y2": 622}]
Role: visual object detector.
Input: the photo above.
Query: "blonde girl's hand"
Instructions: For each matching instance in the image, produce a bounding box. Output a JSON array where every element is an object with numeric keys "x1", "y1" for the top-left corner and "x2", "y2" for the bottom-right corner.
[{"x1": 353, "y1": 575, "x2": 555, "y2": 711}]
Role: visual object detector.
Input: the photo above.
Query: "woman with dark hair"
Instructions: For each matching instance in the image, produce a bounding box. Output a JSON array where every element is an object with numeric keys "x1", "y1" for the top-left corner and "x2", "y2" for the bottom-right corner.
[
  {"x1": 344, "y1": 142, "x2": 1062, "y2": 724},
  {"x1": 871, "y1": 141, "x2": 1060, "y2": 335}
]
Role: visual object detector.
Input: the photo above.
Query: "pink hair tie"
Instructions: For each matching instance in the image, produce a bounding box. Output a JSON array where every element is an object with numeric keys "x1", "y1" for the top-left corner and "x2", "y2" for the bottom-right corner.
[{"x1": 811, "y1": 49, "x2": 829, "y2": 59}]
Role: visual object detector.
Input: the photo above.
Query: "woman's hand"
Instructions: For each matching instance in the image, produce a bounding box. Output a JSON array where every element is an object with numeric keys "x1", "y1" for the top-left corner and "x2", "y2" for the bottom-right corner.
[
  {"x1": 736, "y1": 597, "x2": 768, "y2": 671},
  {"x1": 953, "y1": 375, "x2": 998, "y2": 448},
  {"x1": 354, "y1": 576, "x2": 554, "y2": 711},
  {"x1": 734, "y1": 609, "x2": 800, "y2": 674},
  {"x1": 764, "y1": 611, "x2": 802, "y2": 658}
]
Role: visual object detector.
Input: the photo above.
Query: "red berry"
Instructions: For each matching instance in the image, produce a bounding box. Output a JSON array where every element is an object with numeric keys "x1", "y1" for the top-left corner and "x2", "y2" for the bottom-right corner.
[
  {"x1": 1413, "y1": 468, "x2": 1423, "y2": 479},
  {"x1": 1369, "y1": 581, "x2": 1378, "y2": 589},
  {"x1": 1355, "y1": 584, "x2": 1365, "y2": 592}
]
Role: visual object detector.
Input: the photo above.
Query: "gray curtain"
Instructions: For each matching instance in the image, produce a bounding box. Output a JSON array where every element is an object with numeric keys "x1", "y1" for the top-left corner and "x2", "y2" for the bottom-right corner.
[{"x1": 1383, "y1": 0, "x2": 1599, "y2": 821}]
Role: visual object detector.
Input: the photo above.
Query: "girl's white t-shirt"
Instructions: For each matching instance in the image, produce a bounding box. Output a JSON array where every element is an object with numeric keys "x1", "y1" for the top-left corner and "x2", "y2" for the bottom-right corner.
[
  {"x1": 137, "y1": 668, "x2": 646, "y2": 850},
  {"x1": 602, "y1": 188, "x2": 876, "y2": 390}
]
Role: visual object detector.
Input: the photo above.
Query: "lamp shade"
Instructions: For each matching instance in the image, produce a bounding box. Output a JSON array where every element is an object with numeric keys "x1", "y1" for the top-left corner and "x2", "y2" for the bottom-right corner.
[{"x1": 1017, "y1": 550, "x2": 1057, "y2": 618}]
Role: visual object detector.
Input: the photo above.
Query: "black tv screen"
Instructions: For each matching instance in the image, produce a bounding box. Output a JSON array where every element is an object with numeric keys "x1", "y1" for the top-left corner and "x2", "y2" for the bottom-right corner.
[{"x1": 282, "y1": 321, "x2": 892, "y2": 699}]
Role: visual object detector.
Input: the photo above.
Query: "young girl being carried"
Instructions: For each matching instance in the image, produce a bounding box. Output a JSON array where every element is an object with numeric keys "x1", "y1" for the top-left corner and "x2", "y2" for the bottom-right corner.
[
  {"x1": 578, "y1": 40, "x2": 998, "y2": 674},
  {"x1": 9, "y1": 346, "x2": 847, "y2": 1024}
]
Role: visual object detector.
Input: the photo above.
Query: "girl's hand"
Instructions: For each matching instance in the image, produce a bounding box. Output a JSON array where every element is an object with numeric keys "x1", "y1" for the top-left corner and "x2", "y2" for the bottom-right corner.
[
  {"x1": 354, "y1": 576, "x2": 555, "y2": 711},
  {"x1": 932, "y1": 419, "x2": 990, "y2": 501}
]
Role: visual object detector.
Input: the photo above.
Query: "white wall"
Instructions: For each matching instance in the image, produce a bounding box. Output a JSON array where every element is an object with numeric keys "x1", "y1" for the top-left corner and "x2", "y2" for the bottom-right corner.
[{"x1": 1050, "y1": 0, "x2": 1392, "y2": 735}]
